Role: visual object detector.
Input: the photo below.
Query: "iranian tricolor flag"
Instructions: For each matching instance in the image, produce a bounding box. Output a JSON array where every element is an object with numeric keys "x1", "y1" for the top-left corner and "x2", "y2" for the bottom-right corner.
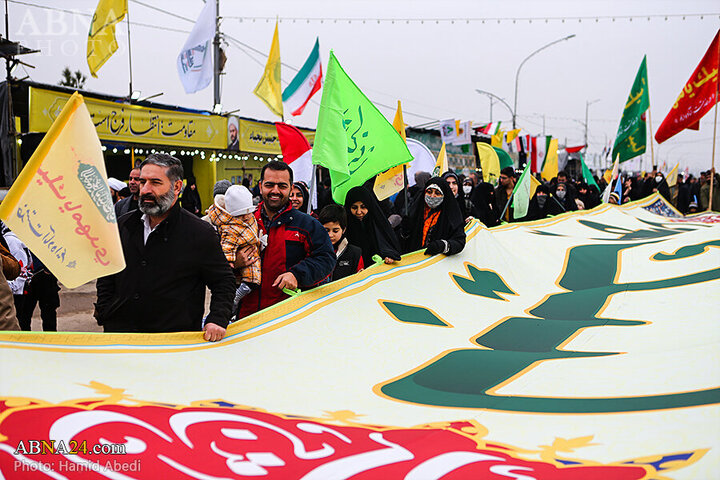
[
  {"x1": 282, "y1": 38, "x2": 323, "y2": 116},
  {"x1": 527, "y1": 135, "x2": 539, "y2": 173},
  {"x1": 481, "y1": 121, "x2": 502, "y2": 135}
]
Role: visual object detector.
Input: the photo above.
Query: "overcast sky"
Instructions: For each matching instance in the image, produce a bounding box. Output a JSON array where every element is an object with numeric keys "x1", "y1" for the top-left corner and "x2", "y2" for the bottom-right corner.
[{"x1": 7, "y1": 0, "x2": 720, "y2": 174}]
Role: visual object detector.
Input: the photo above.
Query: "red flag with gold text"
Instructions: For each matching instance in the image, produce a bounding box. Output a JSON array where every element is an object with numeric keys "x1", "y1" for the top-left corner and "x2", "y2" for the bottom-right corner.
[{"x1": 655, "y1": 30, "x2": 719, "y2": 143}]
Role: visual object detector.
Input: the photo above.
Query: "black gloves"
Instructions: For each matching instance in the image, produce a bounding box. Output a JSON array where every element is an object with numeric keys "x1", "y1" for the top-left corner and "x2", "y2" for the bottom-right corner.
[{"x1": 424, "y1": 240, "x2": 447, "y2": 256}]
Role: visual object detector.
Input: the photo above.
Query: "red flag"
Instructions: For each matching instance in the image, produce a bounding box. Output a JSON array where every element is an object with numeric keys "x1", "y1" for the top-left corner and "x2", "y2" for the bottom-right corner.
[
  {"x1": 655, "y1": 30, "x2": 719, "y2": 144},
  {"x1": 565, "y1": 145, "x2": 586, "y2": 154},
  {"x1": 275, "y1": 122, "x2": 311, "y2": 162},
  {"x1": 275, "y1": 122, "x2": 313, "y2": 186}
]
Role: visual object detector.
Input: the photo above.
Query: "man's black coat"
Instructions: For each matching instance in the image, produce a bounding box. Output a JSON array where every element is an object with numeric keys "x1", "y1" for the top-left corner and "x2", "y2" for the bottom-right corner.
[{"x1": 95, "y1": 202, "x2": 235, "y2": 333}]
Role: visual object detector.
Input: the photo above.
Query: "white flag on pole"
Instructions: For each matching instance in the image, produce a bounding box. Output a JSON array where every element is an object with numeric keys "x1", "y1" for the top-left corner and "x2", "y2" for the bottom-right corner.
[{"x1": 177, "y1": 0, "x2": 215, "y2": 94}]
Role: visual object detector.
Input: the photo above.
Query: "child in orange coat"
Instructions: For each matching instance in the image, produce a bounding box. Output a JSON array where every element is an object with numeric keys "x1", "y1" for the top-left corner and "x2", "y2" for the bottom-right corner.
[{"x1": 207, "y1": 185, "x2": 262, "y2": 318}]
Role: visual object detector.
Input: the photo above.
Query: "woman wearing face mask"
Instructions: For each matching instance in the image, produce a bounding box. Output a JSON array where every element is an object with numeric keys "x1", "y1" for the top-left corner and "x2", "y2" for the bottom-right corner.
[
  {"x1": 344, "y1": 185, "x2": 402, "y2": 266},
  {"x1": 517, "y1": 184, "x2": 564, "y2": 221},
  {"x1": 553, "y1": 182, "x2": 578, "y2": 212},
  {"x1": 651, "y1": 172, "x2": 672, "y2": 203},
  {"x1": 459, "y1": 178, "x2": 479, "y2": 223},
  {"x1": 401, "y1": 177, "x2": 466, "y2": 256}
]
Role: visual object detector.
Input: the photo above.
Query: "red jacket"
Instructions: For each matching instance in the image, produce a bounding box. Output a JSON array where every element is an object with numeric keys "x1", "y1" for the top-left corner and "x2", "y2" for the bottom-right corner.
[{"x1": 238, "y1": 202, "x2": 335, "y2": 318}]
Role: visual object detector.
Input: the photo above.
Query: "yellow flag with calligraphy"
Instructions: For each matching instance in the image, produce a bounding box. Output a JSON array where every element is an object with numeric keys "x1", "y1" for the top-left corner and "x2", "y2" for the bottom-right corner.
[
  {"x1": 87, "y1": 0, "x2": 127, "y2": 78},
  {"x1": 666, "y1": 163, "x2": 679, "y2": 187},
  {"x1": 0, "y1": 92, "x2": 125, "y2": 288},
  {"x1": 541, "y1": 138, "x2": 559, "y2": 182},
  {"x1": 373, "y1": 100, "x2": 408, "y2": 200},
  {"x1": 253, "y1": 21, "x2": 284, "y2": 118}
]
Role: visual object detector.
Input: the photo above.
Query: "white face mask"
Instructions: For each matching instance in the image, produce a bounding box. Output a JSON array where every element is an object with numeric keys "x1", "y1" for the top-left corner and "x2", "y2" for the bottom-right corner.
[
  {"x1": 556, "y1": 189, "x2": 566, "y2": 200},
  {"x1": 463, "y1": 185, "x2": 472, "y2": 195},
  {"x1": 425, "y1": 194, "x2": 444, "y2": 209},
  {"x1": 655, "y1": 176, "x2": 663, "y2": 183}
]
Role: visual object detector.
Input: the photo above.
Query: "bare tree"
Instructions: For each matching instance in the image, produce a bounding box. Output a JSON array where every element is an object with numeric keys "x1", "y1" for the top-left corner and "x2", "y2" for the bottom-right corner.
[{"x1": 59, "y1": 67, "x2": 86, "y2": 89}]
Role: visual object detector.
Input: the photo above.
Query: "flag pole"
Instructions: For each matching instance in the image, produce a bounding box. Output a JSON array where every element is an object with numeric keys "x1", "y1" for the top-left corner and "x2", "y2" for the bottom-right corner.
[
  {"x1": 402, "y1": 164, "x2": 409, "y2": 217},
  {"x1": 213, "y1": 0, "x2": 221, "y2": 108},
  {"x1": 307, "y1": 164, "x2": 317, "y2": 214},
  {"x1": 646, "y1": 56, "x2": 655, "y2": 169},
  {"x1": 499, "y1": 192, "x2": 513, "y2": 223},
  {"x1": 647, "y1": 105, "x2": 656, "y2": 169},
  {"x1": 708, "y1": 39, "x2": 719, "y2": 211},
  {"x1": 125, "y1": 5, "x2": 133, "y2": 98}
]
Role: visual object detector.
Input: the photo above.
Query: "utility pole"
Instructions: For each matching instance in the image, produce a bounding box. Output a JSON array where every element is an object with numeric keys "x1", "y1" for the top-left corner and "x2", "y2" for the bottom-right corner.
[
  {"x1": 213, "y1": 0, "x2": 221, "y2": 109},
  {"x1": 126, "y1": 7, "x2": 133, "y2": 98}
]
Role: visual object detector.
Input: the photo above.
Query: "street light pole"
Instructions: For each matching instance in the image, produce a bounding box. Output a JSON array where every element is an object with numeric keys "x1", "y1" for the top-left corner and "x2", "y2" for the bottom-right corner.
[
  {"x1": 475, "y1": 89, "x2": 514, "y2": 120},
  {"x1": 584, "y1": 99, "x2": 600, "y2": 150},
  {"x1": 513, "y1": 34, "x2": 576, "y2": 129}
]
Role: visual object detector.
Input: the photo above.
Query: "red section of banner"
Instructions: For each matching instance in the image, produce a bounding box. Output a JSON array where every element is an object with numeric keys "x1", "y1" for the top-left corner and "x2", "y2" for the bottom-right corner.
[
  {"x1": 0, "y1": 402, "x2": 650, "y2": 479},
  {"x1": 655, "y1": 30, "x2": 719, "y2": 144},
  {"x1": 275, "y1": 122, "x2": 312, "y2": 163}
]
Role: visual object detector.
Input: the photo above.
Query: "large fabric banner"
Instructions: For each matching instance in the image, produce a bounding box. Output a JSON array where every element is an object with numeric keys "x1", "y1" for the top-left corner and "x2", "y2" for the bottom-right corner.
[{"x1": 0, "y1": 194, "x2": 718, "y2": 479}]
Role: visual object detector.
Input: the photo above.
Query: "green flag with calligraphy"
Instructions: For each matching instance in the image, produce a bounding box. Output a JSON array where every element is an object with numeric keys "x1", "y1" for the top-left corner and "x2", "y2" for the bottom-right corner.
[
  {"x1": 612, "y1": 56, "x2": 650, "y2": 163},
  {"x1": 313, "y1": 51, "x2": 414, "y2": 204}
]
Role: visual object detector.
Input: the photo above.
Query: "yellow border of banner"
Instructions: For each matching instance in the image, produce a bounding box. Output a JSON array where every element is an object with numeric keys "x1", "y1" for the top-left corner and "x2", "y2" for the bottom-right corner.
[{"x1": 0, "y1": 194, "x2": 711, "y2": 354}]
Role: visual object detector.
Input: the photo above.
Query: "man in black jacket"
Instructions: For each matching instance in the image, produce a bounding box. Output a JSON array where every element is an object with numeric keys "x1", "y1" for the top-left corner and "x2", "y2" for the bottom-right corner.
[{"x1": 95, "y1": 154, "x2": 235, "y2": 342}]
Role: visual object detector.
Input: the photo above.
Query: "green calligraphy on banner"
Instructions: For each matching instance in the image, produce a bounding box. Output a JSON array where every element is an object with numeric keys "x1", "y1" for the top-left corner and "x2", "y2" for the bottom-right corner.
[{"x1": 380, "y1": 223, "x2": 720, "y2": 413}]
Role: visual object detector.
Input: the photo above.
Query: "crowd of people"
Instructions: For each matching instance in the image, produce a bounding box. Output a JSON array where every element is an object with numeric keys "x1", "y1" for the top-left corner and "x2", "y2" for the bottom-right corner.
[{"x1": 0, "y1": 153, "x2": 715, "y2": 337}]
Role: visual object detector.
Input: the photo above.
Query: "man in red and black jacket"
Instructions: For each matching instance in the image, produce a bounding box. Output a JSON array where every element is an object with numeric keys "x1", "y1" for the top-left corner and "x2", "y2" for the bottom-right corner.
[{"x1": 237, "y1": 161, "x2": 335, "y2": 318}]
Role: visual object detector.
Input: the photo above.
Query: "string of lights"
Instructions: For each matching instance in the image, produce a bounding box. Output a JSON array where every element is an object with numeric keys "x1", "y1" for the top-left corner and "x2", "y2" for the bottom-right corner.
[
  {"x1": 99, "y1": 145, "x2": 284, "y2": 164},
  {"x1": 9, "y1": 0, "x2": 716, "y2": 133},
  {"x1": 225, "y1": 13, "x2": 719, "y2": 24}
]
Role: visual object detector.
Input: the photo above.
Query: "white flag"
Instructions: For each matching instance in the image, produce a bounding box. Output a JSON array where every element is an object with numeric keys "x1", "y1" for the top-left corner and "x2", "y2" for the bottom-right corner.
[
  {"x1": 602, "y1": 157, "x2": 620, "y2": 203},
  {"x1": 177, "y1": 0, "x2": 215, "y2": 94},
  {"x1": 453, "y1": 121, "x2": 472, "y2": 145},
  {"x1": 439, "y1": 119, "x2": 456, "y2": 144}
]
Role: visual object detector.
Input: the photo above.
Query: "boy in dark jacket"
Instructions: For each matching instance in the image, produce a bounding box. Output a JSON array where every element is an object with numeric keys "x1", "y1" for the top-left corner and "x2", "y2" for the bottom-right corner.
[{"x1": 319, "y1": 205, "x2": 364, "y2": 282}]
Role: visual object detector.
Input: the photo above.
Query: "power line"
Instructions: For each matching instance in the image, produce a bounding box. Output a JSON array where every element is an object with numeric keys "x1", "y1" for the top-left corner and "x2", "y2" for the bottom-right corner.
[
  {"x1": 126, "y1": 1, "x2": 440, "y2": 121},
  {"x1": 8, "y1": 0, "x2": 192, "y2": 34},
  {"x1": 130, "y1": 0, "x2": 195, "y2": 23}
]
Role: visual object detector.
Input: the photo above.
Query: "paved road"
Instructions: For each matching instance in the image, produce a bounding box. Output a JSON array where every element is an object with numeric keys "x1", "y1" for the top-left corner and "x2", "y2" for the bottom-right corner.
[
  {"x1": 25, "y1": 280, "x2": 212, "y2": 333},
  {"x1": 26, "y1": 280, "x2": 101, "y2": 332}
]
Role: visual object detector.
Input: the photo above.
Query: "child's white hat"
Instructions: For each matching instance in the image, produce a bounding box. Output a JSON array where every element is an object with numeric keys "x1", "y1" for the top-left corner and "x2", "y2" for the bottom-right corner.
[{"x1": 224, "y1": 185, "x2": 256, "y2": 216}]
